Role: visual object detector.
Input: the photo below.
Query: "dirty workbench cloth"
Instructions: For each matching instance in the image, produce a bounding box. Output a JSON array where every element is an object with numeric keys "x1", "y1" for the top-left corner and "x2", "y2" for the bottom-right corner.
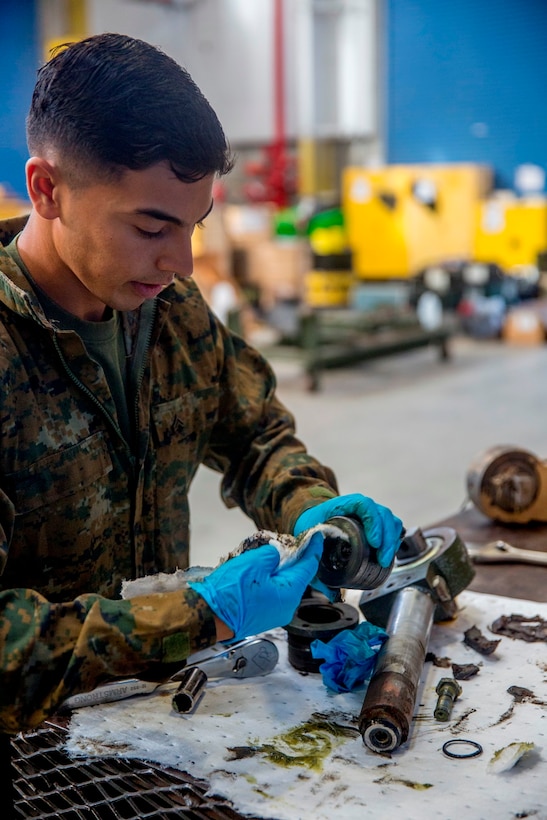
[{"x1": 65, "y1": 592, "x2": 546, "y2": 820}]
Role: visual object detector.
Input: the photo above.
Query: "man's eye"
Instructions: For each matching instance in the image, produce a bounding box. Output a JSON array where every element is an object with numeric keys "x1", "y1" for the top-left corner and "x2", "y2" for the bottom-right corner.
[{"x1": 136, "y1": 227, "x2": 164, "y2": 239}]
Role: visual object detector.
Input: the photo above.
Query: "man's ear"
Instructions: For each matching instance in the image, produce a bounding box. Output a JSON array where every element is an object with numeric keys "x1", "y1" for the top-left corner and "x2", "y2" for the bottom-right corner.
[{"x1": 25, "y1": 157, "x2": 61, "y2": 219}]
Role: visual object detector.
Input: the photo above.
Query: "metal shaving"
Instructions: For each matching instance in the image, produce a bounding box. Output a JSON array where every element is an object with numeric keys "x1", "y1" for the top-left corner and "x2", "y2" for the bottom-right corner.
[
  {"x1": 452, "y1": 663, "x2": 480, "y2": 680},
  {"x1": 507, "y1": 686, "x2": 534, "y2": 702},
  {"x1": 463, "y1": 625, "x2": 501, "y2": 655},
  {"x1": 490, "y1": 614, "x2": 547, "y2": 643},
  {"x1": 425, "y1": 652, "x2": 451, "y2": 668}
]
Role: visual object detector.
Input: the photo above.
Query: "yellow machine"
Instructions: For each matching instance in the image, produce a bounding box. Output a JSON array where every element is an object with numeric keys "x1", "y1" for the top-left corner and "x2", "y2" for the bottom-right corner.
[
  {"x1": 467, "y1": 445, "x2": 547, "y2": 523},
  {"x1": 342, "y1": 163, "x2": 547, "y2": 284},
  {"x1": 342, "y1": 163, "x2": 493, "y2": 279},
  {"x1": 474, "y1": 195, "x2": 547, "y2": 272}
]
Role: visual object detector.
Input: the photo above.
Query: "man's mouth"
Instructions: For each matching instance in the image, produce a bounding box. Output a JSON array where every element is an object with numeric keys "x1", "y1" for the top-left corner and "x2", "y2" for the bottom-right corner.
[{"x1": 131, "y1": 281, "x2": 169, "y2": 299}]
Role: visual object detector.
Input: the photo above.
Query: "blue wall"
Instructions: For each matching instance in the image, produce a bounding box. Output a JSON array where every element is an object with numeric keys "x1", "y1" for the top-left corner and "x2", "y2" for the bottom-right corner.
[
  {"x1": 386, "y1": 0, "x2": 547, "y2": 192},
  {"x1": 1, "y1": 0, "x2": 40, "y2": 199},
  {"x1": 3, "y1": 2, "x2": 546, "y2": 197}
]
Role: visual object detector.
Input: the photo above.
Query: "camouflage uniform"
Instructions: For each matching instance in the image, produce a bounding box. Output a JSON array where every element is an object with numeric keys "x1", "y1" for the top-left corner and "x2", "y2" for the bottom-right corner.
[{"x1": 0, "y1": 216, "x2": 338, "y2": 732}]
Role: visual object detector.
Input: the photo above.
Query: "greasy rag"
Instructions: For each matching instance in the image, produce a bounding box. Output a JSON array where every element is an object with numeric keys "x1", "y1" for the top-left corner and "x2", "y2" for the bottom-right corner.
[{"x1": 311, "y1": 621, "x2": 388, "y2": 693}]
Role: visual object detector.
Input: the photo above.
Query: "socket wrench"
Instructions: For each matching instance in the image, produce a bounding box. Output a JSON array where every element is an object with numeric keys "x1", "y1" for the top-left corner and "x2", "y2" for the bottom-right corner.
[
  {"x1": 465, "y1": 540, "x2": 547, "y2": 566},
  {"x1": 170, "y1": 636, "x2": 279, "y2": 682},
  {"x1": 171, "y1": 636, "x2": 280, "y2": 713},
  {"x1": 61, "y1": 636, "x2": 279, "y2": 712}
]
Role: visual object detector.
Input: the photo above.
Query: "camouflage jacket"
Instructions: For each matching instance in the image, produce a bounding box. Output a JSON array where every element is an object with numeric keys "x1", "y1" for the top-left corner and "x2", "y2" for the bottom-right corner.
[{"x1": 0, "y1": 216, "x2": 338, "y2": 732}]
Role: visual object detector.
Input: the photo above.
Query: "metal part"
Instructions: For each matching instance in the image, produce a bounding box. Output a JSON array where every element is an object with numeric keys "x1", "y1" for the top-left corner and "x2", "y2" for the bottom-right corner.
[
  {"x1": 466, "y1": 445, "x2": 547, "y2": 523},
  {"x1": 284, "y1": 597, "x2": 360, "y2": 672},
  {"x1": 358, "y1": 526, "x2": 475, "y2": 753},
  {"x1": 359, "y1": 585, "x2": 435, "y2": 752},
  {"x1": 359, "y1": 526, "x2": 475, "y2": 620},
  {"x1": 61, "y1": 636, "x2": 279, "y2": 711},
  {"x1": 171, "y1": 637, "x2": 280, "y2": 714},
  {"x1": 60, "y1": 678, "x2": 159, "y2": 711},
  {"x1": 442, "y1": 738, "x2": 483, "y2": 759},
  {"x1": 317, "y1": 515, "x2": 394, "y2": 590},
  {"x1": 172, "y1": 666, "x2": 207, "y2": 714},
  {"x1": 395, "y1": 525, "x2": 429, "y2": 563},
  {"x1": 465, "y1": 540, "x2": 547, "y2": 566},
  {"x1": 170, "y1": 636, "x2": 279, "y2": 681},
  {"x1": 434, "y1": 677, "x2": 462, "y2": 721}
]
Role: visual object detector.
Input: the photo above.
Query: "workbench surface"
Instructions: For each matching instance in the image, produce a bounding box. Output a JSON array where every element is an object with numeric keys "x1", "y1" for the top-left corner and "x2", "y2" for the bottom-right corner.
[
  {"x1": 432, "y1": 505, "x2": 547, "y2": 603},
  {"x1": 12, "y1": 509, "x2": 547, "y2": 819},
  {"x1": 64, "y1": 591, "x2": 546, "y2": 820}
]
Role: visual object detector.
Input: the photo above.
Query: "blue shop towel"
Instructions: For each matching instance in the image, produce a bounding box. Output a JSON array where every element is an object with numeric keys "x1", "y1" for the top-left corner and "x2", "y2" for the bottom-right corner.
[{"x1": 310, "y1": 621, "x2": 388, "y2": 693}]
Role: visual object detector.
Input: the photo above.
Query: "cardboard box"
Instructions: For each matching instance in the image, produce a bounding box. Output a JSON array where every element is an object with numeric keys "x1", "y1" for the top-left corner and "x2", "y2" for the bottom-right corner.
[
  {"x1": 192, "y1": 205, "x2": 232, "y2": 279},
  {"x1": 502, "y1": 301, "x2": 547, "y2": 345},
  {"x1": 223, "y1": 204, "x2": 274, "y2": 249},
  {"x1": 246, "y1": 239, "x2": 311, "y2": 309}
]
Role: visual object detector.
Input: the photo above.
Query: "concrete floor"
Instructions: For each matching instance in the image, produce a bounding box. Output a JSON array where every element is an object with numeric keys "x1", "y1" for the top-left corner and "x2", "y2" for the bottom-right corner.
[{"x1": 188, "y1": 334, "x2": 547, "y2": 567}]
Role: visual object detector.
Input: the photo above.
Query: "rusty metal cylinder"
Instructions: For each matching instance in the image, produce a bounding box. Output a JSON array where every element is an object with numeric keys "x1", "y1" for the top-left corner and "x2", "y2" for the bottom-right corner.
[{"x1": 358, "y1": 585, "x2": 435, "y2": 753}]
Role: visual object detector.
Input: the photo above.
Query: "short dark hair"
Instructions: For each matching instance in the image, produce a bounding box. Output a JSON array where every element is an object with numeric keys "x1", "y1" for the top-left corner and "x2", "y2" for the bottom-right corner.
[{"x1": 26, "y1": 32, "x2": 234, "y2": 183}]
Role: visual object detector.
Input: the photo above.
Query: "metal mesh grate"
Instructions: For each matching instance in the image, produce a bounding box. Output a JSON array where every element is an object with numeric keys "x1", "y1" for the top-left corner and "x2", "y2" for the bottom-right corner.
[{"x1": 11, "y1": 722, "x2": 261, "y2": 819}]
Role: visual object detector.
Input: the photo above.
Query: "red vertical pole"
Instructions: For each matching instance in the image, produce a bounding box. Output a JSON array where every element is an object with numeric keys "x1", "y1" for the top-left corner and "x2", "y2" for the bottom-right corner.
[{"x1": 270, "y1": 0, "x2": 288, "y2": 207}]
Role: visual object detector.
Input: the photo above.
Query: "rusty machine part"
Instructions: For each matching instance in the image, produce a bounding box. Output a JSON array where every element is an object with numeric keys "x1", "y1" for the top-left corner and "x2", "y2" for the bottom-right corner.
[
  {"x1": 357, "y1": 526, "x2": 474, "y2": 753},
  {"x1": 317, "y1": 515, "x2": 395, "y2": 590},
  {"x1": 434, "y1": 677, "x2": 462, "y2": 722},
  {"x1": 284, "y1": 597, "x2": 360, "y2": 672},
  {"x1": 466, "y1": 445, "x2": 547, "y2": 523}
]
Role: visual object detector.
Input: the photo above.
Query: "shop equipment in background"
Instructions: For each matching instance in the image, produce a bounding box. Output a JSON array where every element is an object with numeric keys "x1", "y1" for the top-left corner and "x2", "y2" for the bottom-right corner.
[{"x1": 467, "y1": 445, "x2": 547, "y2": 523}]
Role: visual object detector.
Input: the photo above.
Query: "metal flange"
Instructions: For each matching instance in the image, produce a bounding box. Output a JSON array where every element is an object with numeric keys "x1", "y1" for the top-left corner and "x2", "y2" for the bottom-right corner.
[
  {"x1": 284, "y1": 598, "x2": 360, "y2": 672},
  {"x1": 359, "y1": 526, "x2": 475, "y2": 624}
]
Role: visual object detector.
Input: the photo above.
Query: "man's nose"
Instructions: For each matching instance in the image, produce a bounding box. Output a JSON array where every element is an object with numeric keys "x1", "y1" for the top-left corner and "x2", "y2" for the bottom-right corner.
[{"x1": 157, "y1": 236, "x2": 193, "y2": 279}]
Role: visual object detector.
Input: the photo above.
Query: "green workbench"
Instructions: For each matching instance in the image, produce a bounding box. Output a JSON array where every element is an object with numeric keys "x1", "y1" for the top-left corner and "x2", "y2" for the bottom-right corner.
[{"x1": 246, "y1": 306, "x2": 454, "y2": 391}]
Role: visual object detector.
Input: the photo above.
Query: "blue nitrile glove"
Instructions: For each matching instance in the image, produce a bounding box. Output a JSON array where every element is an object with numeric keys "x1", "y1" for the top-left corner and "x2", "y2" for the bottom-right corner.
[
  {"x1": 310, "y1": 621, "x2": 388, "y2": 693},
  {"x1": 189, "y1": 533, "x2": 323, "y2": 642},
  {"x1": 294, "y1": 493, "x2": 403, "y2": 568}
]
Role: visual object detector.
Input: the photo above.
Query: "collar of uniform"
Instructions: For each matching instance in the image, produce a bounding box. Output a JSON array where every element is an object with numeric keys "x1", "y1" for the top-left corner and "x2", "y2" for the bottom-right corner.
[
  {"x1": 0, "y1": 243, "x2": 48, "y2": 325},
  {"x1": 0, "y1": 214, "x2": 29, "y2": 246}
]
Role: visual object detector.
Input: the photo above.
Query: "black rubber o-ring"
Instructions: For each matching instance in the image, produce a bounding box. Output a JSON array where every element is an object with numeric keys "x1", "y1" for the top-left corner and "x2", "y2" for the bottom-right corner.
[{"x1": 442, "y1": 739, "x2": 483, "y2": 759}]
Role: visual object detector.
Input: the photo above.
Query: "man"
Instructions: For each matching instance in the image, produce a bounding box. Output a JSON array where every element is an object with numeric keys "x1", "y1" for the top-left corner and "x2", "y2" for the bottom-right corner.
[{"x1": 0, "y1": 33, "x2": 402, "y2": 734}]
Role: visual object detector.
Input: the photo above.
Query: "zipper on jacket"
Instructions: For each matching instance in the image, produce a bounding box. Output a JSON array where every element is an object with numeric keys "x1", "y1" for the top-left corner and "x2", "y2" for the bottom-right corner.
[
  {"x1": 129, "y1": 299, "x2": 157, "y2": 446},
  {"x1": 53, "y1": 302, "x2": 157, "y2": 580}
]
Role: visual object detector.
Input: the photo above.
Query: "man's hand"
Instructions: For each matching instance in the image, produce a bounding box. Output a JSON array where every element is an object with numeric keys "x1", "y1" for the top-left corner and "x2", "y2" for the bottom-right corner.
[
  {"x1": 294, "y1": 493, "x2": 404, "y2": 568},
  {"x1": 189, "y1": 533, "x2": 323, "y2": 642}
]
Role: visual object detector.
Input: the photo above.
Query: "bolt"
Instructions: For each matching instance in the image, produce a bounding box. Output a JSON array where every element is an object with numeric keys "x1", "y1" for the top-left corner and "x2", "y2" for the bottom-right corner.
[
  {"x1": 233, "y1": 656, "x2": 247, "y2": 672},
  {"x1": 434, "y1": 677, "x2": 462, "y2": 722}
]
